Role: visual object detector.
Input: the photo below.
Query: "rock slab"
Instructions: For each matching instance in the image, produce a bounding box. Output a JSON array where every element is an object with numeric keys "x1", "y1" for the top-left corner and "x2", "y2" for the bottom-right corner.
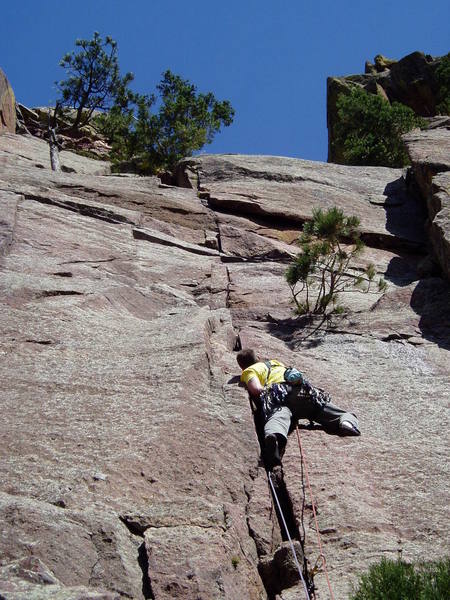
[
  {"x1": 404, "y1": 126, "x2": 450, "y2": 280},
  {"x1": 0, "y1": 138, "x2": 449, "y2": 599},
  {"x1": 0, "y1": 68, "x2": 16, "y2": 134}
]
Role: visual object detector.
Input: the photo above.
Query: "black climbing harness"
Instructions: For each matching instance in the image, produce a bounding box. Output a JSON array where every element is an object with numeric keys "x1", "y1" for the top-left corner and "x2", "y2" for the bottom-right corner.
[{"x1": 259, "y1": 360, "x2": 289, "y2": 420}]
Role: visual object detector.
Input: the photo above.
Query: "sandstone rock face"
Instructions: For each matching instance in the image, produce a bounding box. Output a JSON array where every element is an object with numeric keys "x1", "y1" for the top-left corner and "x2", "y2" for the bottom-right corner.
[
  {"x1": 177, "y1": 154, "x2": 426, "y2": 250},
  {"x1": 1, "y1": 139, "x2": 449, "y2": 599},
  {"x1": 327, "y1": 51, "x2": 447, "y2": 163},
  {"x1": 403, "y1": 127, "x2": 450, "y2": 280},
  {"x1": 0, "y1": 68, "x2": 16, "y2": 134}
]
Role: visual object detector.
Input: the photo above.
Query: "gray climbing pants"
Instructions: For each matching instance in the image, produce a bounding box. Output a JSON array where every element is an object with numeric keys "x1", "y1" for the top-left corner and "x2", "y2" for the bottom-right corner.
[{"x1": 263, "y1": 389, "x2": 359, "y2": 439}]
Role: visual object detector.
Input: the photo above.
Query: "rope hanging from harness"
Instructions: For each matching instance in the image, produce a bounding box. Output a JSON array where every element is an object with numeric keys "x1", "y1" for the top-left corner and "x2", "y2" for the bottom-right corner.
[{"x1": 260, "y1": 358, "x2": 335, "y2": 598}]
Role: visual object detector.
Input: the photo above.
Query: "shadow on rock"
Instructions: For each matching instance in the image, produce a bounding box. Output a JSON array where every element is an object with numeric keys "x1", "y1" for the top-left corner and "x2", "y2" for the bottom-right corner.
[
  {"x1": 384, "y1": 254, "x2": 422, "y2": 287},
  {"x1": 384, "y1": 252, "x2": 450, "y2": 350},
  {"x1": 138, "y1": 542, "x2": 155, "y2": 600},
  {"x1": 383, "y1": 177, "x2": 427, "y2": 249},
  {"x1": 265, "y1": 314, "x2": 337, "y2": 350},
  {"x1": 410, "y1": 277, "x2": 450, "y2": 350}
]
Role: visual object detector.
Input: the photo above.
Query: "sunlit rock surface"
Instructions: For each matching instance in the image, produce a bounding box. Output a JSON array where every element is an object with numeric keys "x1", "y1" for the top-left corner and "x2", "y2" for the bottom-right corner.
[
  {"x1": 0, "y1": 135, "x2": 449, "y2": 599},
  {"x1": 0, "y1": 69, "x2": 15, "y2": 134}
]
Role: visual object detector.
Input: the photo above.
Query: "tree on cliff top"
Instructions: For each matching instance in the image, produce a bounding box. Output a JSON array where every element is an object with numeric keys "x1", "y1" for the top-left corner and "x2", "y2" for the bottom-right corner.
[
  {"x1": 97, "y1": 70, "x2": 235, "y2": 173},
  {"x1": 57, "y1": 33, "x2": 235, "y2": 173},
  {"x1": 149, "y1": 70, "x2": 234, "y2": 171},
  {"x1": 56, "y1": 32, "x2": 134, "y2": 130},
  {"x1": 334, "y1": 87, "x2": 424, "y2": 167}
]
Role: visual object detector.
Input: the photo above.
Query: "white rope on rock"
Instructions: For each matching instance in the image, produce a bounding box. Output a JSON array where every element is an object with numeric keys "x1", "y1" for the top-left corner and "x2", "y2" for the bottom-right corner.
[{"x1": 268, "y1": 471, "x2": 311, "y2": 600}]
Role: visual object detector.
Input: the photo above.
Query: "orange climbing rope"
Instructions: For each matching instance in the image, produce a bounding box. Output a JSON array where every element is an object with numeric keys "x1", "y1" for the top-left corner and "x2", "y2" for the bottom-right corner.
[{"x1": 295, "y1": 424, "x2": 336, "y2": 600}]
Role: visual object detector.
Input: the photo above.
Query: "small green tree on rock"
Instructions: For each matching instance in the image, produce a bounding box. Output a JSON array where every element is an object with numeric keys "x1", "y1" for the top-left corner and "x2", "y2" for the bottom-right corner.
[
  {"x1": 56, "y1": 32, "x2": 134, "y2": 130},
  {"x1": 286, "y1": 207, "x2": 386, "y2": 316},
  {"x1": 334, "y1": 87, "x2": 424, "y2": 167}
]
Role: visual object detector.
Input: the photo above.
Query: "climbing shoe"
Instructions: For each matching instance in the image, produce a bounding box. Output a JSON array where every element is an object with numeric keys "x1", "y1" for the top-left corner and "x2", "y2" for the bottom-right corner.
[
  {"x1": 269, "y1": 465, "x2": 284, "y2": 487},
  {"x1": 264, "y1": 433, "x2": 281, "y2": 468},
  {"x1": 340, "y1": 420, "x2": 361, "y2": 436}
]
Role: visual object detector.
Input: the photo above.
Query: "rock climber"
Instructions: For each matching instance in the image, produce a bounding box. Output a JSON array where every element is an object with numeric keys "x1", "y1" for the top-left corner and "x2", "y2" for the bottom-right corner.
[{"x1": 237, "y1": 348, "x2": 360, "y2": 476}]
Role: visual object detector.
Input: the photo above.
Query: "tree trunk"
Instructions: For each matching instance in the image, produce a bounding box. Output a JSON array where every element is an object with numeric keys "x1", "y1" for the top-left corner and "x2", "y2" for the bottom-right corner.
[
  {"x1": 48, "y1": 107, "x2": 62, "y2": 172},
  {"x1": 48, "y1": 127, "x2": 61, "y2": 172}
]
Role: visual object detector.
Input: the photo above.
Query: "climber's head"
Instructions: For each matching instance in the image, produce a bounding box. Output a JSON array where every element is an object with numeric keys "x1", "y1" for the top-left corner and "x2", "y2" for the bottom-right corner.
[{"x1": 236, "y1": 348, "x2": 258, "y2": 370}]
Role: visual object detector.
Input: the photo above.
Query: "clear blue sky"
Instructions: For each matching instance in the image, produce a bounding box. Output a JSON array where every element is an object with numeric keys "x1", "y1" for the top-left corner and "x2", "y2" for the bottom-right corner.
[{"x1": 1, "y1": 1, "x2": 448, "y2": 162}]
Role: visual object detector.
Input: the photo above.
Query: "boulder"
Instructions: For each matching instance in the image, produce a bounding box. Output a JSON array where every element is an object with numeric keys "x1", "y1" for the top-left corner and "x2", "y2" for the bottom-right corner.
[
  {"x1": 258, "y1": 541, "x2": 305, "y2": 596},
  {"x1": 327, "y1": 51, "x2": 447, "y2": 163},
  {"x1": 381, "y1": 52, "x2": 441, "y2": 115},
  {"x1": 0, "y1": 68, "x2": 15, "y2": 134},
  {"x1": 374, "y1": 54, "x2": 398, "y2": 72}
]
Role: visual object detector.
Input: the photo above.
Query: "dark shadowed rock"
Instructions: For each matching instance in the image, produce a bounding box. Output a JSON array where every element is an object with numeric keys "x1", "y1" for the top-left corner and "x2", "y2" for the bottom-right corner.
[
  {"x1": 377, "y1": 52, "x2": 441, "y2": 116},
  {"x1": 403, "y1": 127, "x2": 450, "y2": 280},
  {"x1": 428, "y1": 172, "x2": 450, "y2": 280},
  {"x1": 258, "y1": 541, "x2": 305, "y2": 596}
]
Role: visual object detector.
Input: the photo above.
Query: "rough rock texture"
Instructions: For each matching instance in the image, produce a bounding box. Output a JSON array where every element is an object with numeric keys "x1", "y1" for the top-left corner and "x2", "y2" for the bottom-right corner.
[
  {"x1": 327, "y1": 51, "x2": 446, "y2": 163},
  {"x1": 15, "y1": 105, "x2": 113, "y2": 160},
  {"x1": 177, "y1": 154, "x2": 426, "y2": 251},
  {"x1": 1, "y1": 138, "x2": 449, "y2": 599},
  {"x1": 0, "y1": 133, "x2": 110, "y2": 175},
  {"x1": 403, "y1": 127, "x2": 450, "y2": 280},
  {"x1": 0, "y1": 68, "x2": 16, "y2": 134}
]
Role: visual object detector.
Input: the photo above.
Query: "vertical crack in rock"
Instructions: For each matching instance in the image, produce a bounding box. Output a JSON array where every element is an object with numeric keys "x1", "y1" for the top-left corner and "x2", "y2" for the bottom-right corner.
[
  {"x1": 233, "y1": 333, "x2": 242, "y2": 352},
  {"x1": 119, "y1": 517, "x2": 155, "y2": 600},
  {"x1": 225, "y1": 266, "x2": 232, "y2": 309},
  {"x1": 88, "y1": 554, "x2": 101, "y2": 588},
  {"x1": 0, "y1": 191, "x2": 20, "y2": 258},
  {"x1": 245, "y1": 465, "x2": 311, "y2": 599},
  {"x1": 246, "y1": 411, "x2": 301, "y2": 548},
  {"x1": 214, "y1": 215, "x2": 223, "y2": 254},
  {"x1": 138, "y1": 541, "x2": 155, "y2": 600},
  {"x1": 177, "y1": 160, "x2": 313, "y2": 597},
  {"x1": 272, "y1": 478, "x2": 301, "y2": 545},
  {"x1": 244, "y1": 471, "x2": 277, "y2": 599},
  {"x1": 241, "y1": 381, "x2": 314, "y2": 597}
]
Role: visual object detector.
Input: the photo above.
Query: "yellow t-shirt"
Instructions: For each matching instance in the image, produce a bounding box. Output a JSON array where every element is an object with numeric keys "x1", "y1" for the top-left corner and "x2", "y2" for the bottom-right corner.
[{"x1": 241, "y1": 359, "x2": 286, "y2": 387}]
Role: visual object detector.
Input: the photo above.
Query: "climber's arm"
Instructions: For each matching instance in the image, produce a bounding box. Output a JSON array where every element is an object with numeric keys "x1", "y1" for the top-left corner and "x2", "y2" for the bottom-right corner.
[{"x1": 246, "y1": 375, "x2": 263, "y2": 398}]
